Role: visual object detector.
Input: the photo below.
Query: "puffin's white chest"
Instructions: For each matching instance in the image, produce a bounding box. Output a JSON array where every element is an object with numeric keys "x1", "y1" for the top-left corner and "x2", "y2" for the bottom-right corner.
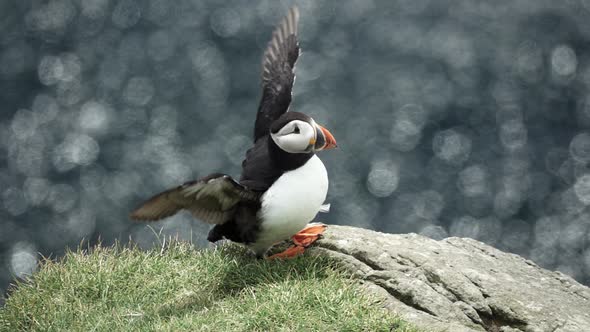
[{"x1": 252, "y1": 155, "x2": 328, "y2": 253}]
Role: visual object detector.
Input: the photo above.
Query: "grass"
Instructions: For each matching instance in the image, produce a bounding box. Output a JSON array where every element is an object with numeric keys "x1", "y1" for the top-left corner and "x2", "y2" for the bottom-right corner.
[{"x1": 0, "y1": 239, "x2": 417, "y2": 332}]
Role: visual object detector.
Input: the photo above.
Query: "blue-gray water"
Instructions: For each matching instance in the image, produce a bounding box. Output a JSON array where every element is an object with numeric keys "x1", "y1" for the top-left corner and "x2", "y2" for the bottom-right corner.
[{"x1": 2, "y1": 0, "x2": 590, "y2": 300}]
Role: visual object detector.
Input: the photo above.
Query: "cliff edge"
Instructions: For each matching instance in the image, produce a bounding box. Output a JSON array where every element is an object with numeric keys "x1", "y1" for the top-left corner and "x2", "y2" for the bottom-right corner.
[{"x1": 312, "y1": 225, "x2": 590, "y2": 332}]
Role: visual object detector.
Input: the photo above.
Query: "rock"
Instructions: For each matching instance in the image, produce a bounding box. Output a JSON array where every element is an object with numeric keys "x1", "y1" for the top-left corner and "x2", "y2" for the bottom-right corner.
[{"x1": 311, "y1": 225, "x2": 590, "y2": 332}]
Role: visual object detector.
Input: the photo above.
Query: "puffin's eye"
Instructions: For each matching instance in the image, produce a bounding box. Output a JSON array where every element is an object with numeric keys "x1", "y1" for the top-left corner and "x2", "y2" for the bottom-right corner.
[{"x1": 293, "y1": 126, "x2": 300, "y2": 134}]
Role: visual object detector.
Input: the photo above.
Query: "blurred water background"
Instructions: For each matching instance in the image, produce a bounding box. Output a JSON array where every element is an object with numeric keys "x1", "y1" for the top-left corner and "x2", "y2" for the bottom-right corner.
[{"x1": 2, "y1": 0, "x2": 590, "y2": 301}]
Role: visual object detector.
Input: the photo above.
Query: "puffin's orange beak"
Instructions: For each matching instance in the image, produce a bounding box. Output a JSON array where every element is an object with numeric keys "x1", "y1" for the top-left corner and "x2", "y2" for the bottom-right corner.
[
  {"x1": 320, "y1": 126, "x2": 337, "y2": 150},
  {"x1": 314, "y1": 124, "x2": 337, "y2": 151}
]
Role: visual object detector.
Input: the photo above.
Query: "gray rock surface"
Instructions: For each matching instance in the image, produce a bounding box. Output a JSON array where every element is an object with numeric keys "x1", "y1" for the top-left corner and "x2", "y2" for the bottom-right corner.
[{"x1": 311, "y1": 225, "x2": 590, "y2": 332}]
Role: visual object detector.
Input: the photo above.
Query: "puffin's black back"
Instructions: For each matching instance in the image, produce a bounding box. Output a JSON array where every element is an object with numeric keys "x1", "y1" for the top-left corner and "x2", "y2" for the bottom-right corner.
[{"x1": 239, "y1": 136, "x2": 283, "y2": 191}]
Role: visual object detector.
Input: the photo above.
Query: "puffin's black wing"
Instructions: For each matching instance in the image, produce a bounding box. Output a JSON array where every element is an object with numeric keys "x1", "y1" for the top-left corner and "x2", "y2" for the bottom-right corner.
[
  {"x1": 253, "y1": 6, "x2": 300, "y2": 141},
  {"x1": 130, "y1": 174, "x2": 260, "y2": 224}
]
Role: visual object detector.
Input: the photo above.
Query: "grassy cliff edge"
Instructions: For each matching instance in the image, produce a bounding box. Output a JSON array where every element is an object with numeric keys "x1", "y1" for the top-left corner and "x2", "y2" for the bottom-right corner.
[{"x1": 0, "y1": 240, "x2": 416, "y2": 331}]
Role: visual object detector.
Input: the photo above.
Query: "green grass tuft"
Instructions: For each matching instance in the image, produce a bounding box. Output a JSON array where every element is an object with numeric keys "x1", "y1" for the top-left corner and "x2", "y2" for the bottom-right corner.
[{"x1": 0, "y1": 240, "x2": 417, "y2": 332}]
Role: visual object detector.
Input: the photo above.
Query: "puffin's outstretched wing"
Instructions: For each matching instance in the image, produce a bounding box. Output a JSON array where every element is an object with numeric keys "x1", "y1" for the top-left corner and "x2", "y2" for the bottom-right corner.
[
  {"x1": 253, "y1": 6, "x2": 300, "y2": 141},
  {"x1": 130, "y1": 174, "x2": 260, "y2": 224}
]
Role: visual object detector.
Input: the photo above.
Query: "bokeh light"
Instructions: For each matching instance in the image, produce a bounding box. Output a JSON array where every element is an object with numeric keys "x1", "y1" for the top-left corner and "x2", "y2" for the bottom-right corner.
[
  {"x1": 366, "y1": 158, "x2": 400, "y2": 198},
  {"x1": 9, "y1": 242, "x2": 38, "y2": 279},
  {"x1": 432, "y1": 129, "x2": 472, "y2": 165}
]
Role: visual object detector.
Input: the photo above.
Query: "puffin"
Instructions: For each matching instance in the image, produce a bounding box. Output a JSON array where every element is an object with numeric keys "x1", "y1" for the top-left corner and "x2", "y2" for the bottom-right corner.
[{"x1": 130, "y1": 6, "x2": 337, "y2": 259}]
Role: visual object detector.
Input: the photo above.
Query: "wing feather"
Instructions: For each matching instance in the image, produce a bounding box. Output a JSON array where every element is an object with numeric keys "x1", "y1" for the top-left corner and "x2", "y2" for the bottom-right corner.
[
  {"x1": 254, "y1": 6, "x2": 301, "y2": 141},
  {"x1": 130, "y1": 174, "x2": 260, "y2": 224}
]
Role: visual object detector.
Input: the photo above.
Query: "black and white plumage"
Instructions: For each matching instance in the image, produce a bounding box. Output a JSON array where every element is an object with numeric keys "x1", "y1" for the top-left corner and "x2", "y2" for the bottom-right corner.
[
  {"x1": 255, "y1": 6, "x2": 300, "y2": 142},
  {"x1": 130, "y1": 7, "x2": 337, "y2": 257}
]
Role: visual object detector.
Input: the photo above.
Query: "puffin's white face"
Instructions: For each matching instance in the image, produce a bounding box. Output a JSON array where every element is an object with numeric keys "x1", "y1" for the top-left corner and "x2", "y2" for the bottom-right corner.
[{"x1": 271, "y1": 120, "x2": 316, "y2": 154}]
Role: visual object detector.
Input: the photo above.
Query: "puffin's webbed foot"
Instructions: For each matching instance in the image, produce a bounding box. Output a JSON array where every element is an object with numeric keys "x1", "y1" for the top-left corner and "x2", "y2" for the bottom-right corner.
[
  {"x1": 291, "y1": 223, "x2": 327, "y2": 247},
  {"x1": 266, "y1": 245, "x2": 305, "y2": 260},
  {"x1": 265, "y1": 223, "x2": 327, "y2": 260}
]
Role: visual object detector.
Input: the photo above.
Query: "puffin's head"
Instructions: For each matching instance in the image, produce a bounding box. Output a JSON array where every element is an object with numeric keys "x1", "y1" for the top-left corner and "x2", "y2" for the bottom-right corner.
[{"x1": 270, "y1": 112, "x2": 337, "y2": 154}]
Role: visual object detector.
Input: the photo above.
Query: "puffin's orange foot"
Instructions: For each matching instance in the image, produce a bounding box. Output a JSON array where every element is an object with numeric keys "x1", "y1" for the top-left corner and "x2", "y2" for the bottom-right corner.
[
  {"x1": 292, "y1": 223, "x2": 327, "y2": 248},
  {"x1": 267, "y1": 245, "x2": 305, "y2": 260}
]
